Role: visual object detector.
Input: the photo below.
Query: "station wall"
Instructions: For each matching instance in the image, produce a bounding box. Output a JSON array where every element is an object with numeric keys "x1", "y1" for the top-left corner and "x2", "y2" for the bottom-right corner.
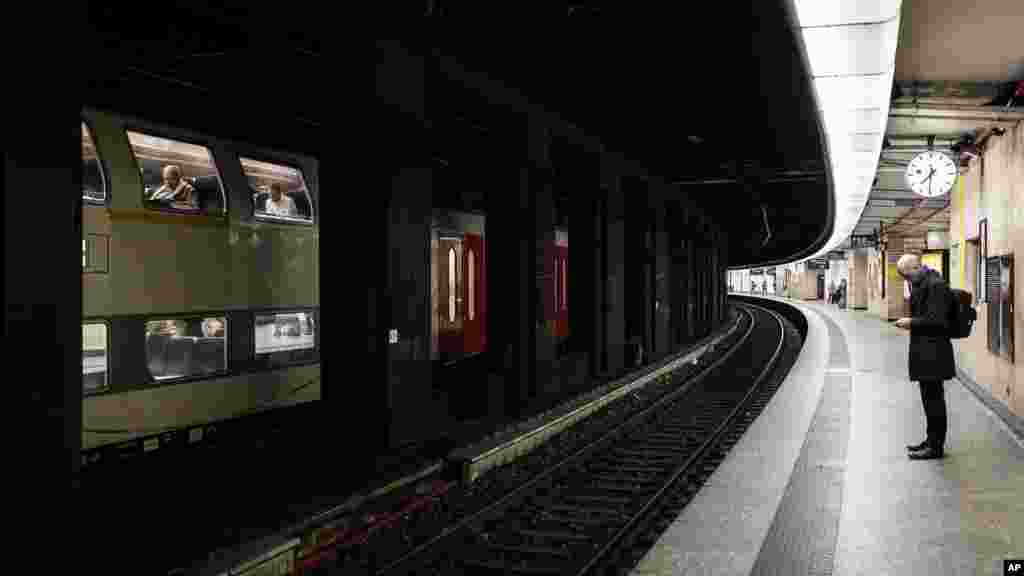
[{"x1": 950, "y1": 121, "x2": 1024, "y2": 419}]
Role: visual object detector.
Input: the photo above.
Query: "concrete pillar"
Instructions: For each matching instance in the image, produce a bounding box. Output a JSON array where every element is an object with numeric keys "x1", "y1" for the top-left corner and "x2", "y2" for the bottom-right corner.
[
  {"x1": 604, "y1": 173, "x2": 627, "y2": 377},
  {"x1": 6, "y1": 87, "x2": 80, "y2": 492},
  {"x1": 563, "y1": 149, "x2": 600, "y2": 379},
  {"x1": 653, "y1": 193, "x2": 671, "y2": 362},
  {"x1": 386, "y1": 166, "x2": 436, "y2": 446},
  {"x1": 883, "y1": 237, "x2": 908, "y2": 320},
  {"x1": 849, "y1": 248, "x2": 869, "y2": 310},
  {"x1": 624, "y1": 177, "x2": 653, "y2": 366},
  {"x1": 668, "y1": 200, "x2": 689, "y2": 350},
  {"x1": 529, "y1": 120, "x2": 556, "y2": 401}
]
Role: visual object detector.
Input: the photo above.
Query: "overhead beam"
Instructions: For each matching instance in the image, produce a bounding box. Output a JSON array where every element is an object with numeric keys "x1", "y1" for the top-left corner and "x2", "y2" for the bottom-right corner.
[
  {"x1": 671, "y1": 171, "x2": 825, "y2": 186},
  {"x1": 888, "y1": 102, "x2": 1024, "y2": 119},
  {"x1": 891, "y1": 81, "x2": 1006, "y2": 106},
  {"x1": 887, "y1": 117, "x2": 1019, "y2": 137},
  {"x1": 886, "y1": 103, "x2": 1024, "y2": 137}
]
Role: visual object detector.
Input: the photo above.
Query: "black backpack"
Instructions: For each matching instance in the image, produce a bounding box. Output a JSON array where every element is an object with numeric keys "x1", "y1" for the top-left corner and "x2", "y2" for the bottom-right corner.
[{"x1": 948, "y1": 288, "x2": 977, "y2": 339}]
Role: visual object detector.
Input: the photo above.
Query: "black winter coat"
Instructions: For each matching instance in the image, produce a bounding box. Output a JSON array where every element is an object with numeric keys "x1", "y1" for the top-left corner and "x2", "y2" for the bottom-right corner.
[{"x1": 907, "y1": 269, "x2": 956, "y2": 381}]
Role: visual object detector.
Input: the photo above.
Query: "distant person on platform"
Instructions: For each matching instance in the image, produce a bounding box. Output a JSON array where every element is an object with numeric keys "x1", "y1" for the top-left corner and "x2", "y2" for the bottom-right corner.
[{"x1": 893, "y1": 253, "x2": 954, "y2": 460}]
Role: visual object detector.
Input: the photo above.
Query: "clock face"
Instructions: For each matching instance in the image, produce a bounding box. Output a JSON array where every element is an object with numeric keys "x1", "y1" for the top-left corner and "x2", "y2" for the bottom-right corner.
[{"x1": 905, "y1": 151, "x2": 957, "y2": 197}]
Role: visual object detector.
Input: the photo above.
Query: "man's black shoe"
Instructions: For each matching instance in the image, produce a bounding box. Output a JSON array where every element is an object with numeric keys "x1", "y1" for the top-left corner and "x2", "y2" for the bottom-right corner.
[
  {"x1": 908, "y1": 446, "x2": 945, "y2": 460},
  {"x1": 906, "y1": 440, "x2": 928, "y2": 451}
]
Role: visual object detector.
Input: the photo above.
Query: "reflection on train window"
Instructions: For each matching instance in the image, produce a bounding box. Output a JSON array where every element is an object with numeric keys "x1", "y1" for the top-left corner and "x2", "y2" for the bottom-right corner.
[
  {"x1": 126, "y1": 130, "x2": 225, "y2": 214},
  {"x1": 254, "y1": 312, "x2": 316, "y2": 354},
  {"x1": 561, "y1": 256, "x2": 567, "y2": 310},
  {"x1": 468, "y1": 249, "x2": 475, "y2": 321},
  {"x1": 82, "y1": 121, "x2": 105, "y2": 202},
  {"x1": 240, "y1": 156, "x2": 314, "y2": 223},
  {"x1": 431, "y1": 210, "x2": 486, "y2": 362},
  {"x1": 82, "y1": 323, "x2": 108, "y2": 394},
  {"x1": 550, "y1": 229, "x2": 569, "y2": 341},
  {"x1": 554, "y1": 259, "x2": 560, "y2": 311},
  {"x1": 145, "y1": 316, "x2": 227, "y2": 381},
  {"x1": 448, "y1": 247, "x2": 457, "y2": 323}
]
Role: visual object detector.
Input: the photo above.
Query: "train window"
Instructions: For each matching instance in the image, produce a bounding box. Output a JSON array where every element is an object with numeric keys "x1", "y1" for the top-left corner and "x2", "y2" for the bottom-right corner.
[
  {"x1": 240, "y1": 157, "x2": 314, "y2": 223},
  {"x1": 468, "y1": 249, "x2": 475, "y2": 321},
  {"x1": 126, "y1": 130, "x2": 225, "y2": 214},
  {"x1": 254, "y1": 312, "x2": 316, "y2": 354},
  {"x1": 562, "y1": 257, "x2": 567, "y2": 310},
  {"x1": 448, "y1": 247, "x2": 457, "y2": 323},
  {"x1": 82, "y1": 323, "x2": 108, "y2": 394},
  {"x1": 550, "y1": 229, "x2": 569, "y2": 345},
  {"x1": 554, "y1": 259, "x2": 559, "y2": 311},
  {"x1": 431, "y1": 210, "x2": 486, "y2": 362},
  {"x1": 82, "y1": 121, "x2": 105, "y2": 202},
  {"x1": 145, "y1": 316, "x2": 228, "y2": 381}
]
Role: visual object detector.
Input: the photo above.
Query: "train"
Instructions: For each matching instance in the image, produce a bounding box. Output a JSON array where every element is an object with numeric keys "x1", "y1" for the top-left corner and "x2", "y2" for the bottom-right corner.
[
  {"x1": 80, "y1": 106, "x2": 320, "y2": 463},
  {"x1": 428, "y1": 212, "x2": 568, "y2": 364}
]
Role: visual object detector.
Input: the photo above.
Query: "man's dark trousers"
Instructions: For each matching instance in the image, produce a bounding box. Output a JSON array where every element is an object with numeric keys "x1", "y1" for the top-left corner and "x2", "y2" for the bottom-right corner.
[{"x1": 918, "y1": 380, "x2": 947, "y2": 449}]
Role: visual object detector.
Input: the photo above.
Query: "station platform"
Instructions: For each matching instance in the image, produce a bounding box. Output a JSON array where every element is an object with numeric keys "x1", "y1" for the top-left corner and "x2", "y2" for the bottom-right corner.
[{"x1": 632, "y1": 297, "x2": 1024, "y2": 576}]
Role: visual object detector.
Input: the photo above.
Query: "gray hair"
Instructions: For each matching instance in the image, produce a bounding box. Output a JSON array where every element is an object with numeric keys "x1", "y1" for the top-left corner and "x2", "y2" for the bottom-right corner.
[{"x1": 896, "y1": 253, "x2": 921, "y2": 274}]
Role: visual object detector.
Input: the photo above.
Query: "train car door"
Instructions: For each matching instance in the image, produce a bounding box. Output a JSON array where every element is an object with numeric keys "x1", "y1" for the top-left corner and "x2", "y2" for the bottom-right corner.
[
  {"x1": 437, "y1": 235, "x2": 464, "y2": 354},
  {"x1": 463, "y1": 233, "x2": 485, "y2": 354}
]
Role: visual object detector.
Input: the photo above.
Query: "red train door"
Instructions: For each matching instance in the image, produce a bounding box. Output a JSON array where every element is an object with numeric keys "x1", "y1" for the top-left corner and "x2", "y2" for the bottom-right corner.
[{"x1": 463, "y1": 233, "x2": 485, "y2": 354}]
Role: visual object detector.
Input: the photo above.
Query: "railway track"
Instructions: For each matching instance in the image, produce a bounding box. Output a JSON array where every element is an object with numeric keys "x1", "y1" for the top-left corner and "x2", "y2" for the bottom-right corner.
[{"x1": 360, "y1": 303, "x2": 795, "y2": 576}]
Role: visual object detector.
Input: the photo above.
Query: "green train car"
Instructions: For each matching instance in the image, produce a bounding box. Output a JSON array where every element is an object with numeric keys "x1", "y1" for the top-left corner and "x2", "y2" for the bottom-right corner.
[{"x1": 80, "y1": 107, "x2": 320, "y2": 461}]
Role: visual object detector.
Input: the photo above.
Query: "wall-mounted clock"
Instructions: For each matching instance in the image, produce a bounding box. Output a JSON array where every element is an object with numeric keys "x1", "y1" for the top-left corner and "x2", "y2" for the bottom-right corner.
[{"x1": 905, "y1": 151, "x2": 957, "y2": 197}]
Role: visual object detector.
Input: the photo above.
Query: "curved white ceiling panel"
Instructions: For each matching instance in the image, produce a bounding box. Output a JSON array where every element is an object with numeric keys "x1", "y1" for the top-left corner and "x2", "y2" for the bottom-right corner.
[{"x1": 789, "y1": 0, "x2": 903, "y2": 265}]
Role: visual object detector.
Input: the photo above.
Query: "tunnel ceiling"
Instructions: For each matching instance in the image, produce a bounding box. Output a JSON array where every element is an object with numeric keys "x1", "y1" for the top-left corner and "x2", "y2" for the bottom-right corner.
[
  {"x1": 427, "y1": 4, "x2": 832, "y2": 268},
  {"x1": 85, "y1": 7, "x2": 325, "y2": 152},
  {"x1": 88, "y1": 5, "x2": 832, "y2": 269}
]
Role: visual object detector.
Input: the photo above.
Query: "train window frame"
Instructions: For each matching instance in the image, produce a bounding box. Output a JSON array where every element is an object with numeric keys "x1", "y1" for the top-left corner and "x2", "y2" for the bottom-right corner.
[
  {"x1": 82, "y1": 320, "x2": 111, "y2": 396},
  {"x1": 143, "y1": 314, "x2": 230, "y2": 384},
  {"x1": 123, "y1": 126, "x2": 229, "y2": 217},
  {"x1": 250, "y1": 308, "x2": 319, "y2": 368},
  {"x1": 239, "y1": 154, "x2": 316, "y2": 225},
  {"x1": 81, "y1": 118, "x2": 109, "y2": 206}
]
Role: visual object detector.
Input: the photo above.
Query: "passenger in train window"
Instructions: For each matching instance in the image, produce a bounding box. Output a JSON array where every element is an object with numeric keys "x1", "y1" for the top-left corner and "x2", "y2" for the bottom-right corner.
[
  {"x1": 151, "y1": 165, "x2": 197, "y2": 208},
  {"x1": 264, "y1": 182, "x2": 297, "y2": 216},
  {"x1": 147, "y1": 319, "x2": 182, "y2": 337},
  {"x1": 202, "y1": 318, "x2": 225, "y2": 338}
]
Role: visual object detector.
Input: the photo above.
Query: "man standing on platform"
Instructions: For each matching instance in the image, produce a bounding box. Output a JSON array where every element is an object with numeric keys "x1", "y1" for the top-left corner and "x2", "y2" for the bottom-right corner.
[{"x1": 894, "y1": 253, "x2": 954, "y2": 460}]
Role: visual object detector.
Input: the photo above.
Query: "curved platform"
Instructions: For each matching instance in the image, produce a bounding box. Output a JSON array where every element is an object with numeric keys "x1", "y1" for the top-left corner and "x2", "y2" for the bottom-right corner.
[{"x1": 632, "y1": 296, "x2": 1024, "y2": 576}]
